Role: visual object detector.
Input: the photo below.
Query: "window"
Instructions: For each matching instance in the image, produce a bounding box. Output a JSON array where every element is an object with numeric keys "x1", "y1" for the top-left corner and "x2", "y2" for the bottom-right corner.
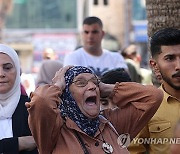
[{"x1": 6, "y1": 0, "x2": 77, "y2": 28}]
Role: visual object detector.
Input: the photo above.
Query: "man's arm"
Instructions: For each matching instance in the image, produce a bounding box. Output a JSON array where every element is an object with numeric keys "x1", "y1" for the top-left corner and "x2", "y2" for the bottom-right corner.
[{"x1": 102, "y1": 82, "x2": 163, "y2": 139}]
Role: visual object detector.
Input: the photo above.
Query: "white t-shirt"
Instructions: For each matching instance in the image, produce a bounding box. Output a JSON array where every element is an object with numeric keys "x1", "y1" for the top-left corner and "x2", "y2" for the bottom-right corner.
[{"x1": 63, "y1": 47, "x2": 128, "y2": 76}]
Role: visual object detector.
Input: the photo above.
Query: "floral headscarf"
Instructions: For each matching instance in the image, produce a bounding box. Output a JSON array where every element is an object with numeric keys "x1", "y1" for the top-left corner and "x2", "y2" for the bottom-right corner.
[{"x1": 60, "y1": 66, "x2": 100, "y2": 136}]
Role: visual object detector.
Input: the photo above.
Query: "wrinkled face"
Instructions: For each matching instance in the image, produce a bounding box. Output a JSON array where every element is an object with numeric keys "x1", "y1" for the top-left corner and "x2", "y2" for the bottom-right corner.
[
  {"x1": 82, "y1": 23, "x2": 104, "y2": 54},
  {"x1": 0, "y1": 53, "x2": 16, "y2": 94},
  {"x1": 69, "y1": 73, "x2": 100, "y2": 118},
  {"x1": 150, "y1": 45, "x2": 180, "y2": 91}
]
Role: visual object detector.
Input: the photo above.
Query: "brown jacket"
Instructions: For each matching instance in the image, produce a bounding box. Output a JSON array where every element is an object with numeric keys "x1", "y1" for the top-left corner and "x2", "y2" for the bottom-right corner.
[{"x1": 28, "y1": 82, "x2": 163, "y2": 154}]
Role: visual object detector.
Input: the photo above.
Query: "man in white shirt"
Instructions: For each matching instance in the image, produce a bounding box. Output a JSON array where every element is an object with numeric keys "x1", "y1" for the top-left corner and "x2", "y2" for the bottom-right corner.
[{"x1": 64, "y1": 16, "x2": 127, "y2": 77}]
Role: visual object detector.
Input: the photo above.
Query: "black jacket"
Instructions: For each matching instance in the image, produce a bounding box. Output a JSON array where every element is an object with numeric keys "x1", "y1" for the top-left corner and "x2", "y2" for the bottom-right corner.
[{"x1": 0, "y1": 95, "x2": 38, "y2": 154}]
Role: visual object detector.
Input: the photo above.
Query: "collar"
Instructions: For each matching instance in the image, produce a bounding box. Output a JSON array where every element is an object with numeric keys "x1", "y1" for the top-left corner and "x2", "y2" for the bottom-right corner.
[{"x1": 159, "y1": 85, "x2": 179, "y2": 103}]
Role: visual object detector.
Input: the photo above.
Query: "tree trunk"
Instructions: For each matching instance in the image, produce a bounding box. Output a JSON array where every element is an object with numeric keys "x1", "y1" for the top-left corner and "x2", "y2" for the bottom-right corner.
[{"x1": 145, "y1": 0, "x2": 180, "y2": 37}]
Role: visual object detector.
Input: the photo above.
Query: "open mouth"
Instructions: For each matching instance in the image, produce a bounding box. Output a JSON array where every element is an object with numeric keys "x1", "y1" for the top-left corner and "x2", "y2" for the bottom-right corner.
[{"x1": 85, "y1": 96, "x2": 97, "y2": 105}]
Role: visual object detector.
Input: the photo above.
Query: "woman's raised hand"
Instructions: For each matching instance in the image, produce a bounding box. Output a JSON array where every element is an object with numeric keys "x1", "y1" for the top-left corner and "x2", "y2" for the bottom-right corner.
[
  {"x1": 99, "y1": 82, "x2": 115, "y2": 98},
  {"x1": 52, "y1": 66, "x2": 72, "y2": 90}
]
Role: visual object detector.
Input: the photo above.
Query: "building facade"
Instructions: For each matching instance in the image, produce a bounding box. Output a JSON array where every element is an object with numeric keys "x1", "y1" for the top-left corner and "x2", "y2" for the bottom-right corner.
[{"x1": 2, "y1": 0, "x2": 148, "y2": 73}]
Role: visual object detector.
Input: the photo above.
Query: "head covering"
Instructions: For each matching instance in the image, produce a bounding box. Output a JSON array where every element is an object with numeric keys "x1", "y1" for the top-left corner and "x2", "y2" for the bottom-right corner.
[
  {"x1": 0, "y1": 44, "x2": 21, "y2": 119},
  {"x1": 101, "y1": 68, "x2": 132, "y2": 84},
  {"x1": 60, "y1": 66, "x2": 100, "y2": 136},
  {"x1": 36, "y1": 60, "x2": 63, "y2": 86}
]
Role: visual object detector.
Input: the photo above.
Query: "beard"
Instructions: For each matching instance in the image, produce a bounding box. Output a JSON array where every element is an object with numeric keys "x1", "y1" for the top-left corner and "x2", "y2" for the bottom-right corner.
[{"x1": 161, "y1": 71, "x2": 180, "y2": 90}]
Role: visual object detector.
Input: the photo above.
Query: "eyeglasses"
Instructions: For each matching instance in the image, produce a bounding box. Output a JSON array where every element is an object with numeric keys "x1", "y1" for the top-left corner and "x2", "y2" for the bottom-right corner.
[{"x1": 72, "y1": 77, "x2": 100, "y2": 87}]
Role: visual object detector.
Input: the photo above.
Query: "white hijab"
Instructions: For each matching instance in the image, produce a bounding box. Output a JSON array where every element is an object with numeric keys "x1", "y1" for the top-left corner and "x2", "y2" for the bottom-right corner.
[{"x1": 0, "y1": 44, "x2": 21, "y2": 119}]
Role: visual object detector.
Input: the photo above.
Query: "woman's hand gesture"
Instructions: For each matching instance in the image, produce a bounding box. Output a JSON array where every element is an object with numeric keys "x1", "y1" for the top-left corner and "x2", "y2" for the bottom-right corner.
[
  {"x1": 99, "y1": 82, "x2": 115, "y2": 98},
  {"x1": 52, "y1": 66, "x2": 72, "y2": 90}
]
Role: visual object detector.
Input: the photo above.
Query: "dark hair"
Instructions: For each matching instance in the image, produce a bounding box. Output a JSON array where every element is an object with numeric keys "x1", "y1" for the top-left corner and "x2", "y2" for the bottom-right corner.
[
  {"x1": 121, "y1": 44, "x2": 137, "y2": 58},
  {"x1": 83, "y1": 16, "x2": 103, "y2": 28},
  {"x1": 150, "y1": 28, "x2": 180, "y2": 58},
  {"x1": 121, "y1": 48, "x2": 128, "y2": 58},
  {"x1": 101, "y1": 68, "x2": 132, "y2": 84}
]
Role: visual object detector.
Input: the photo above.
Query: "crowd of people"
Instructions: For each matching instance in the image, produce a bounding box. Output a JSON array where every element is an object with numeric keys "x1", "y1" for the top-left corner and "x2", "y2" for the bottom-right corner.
[{"x1": 0, "y1": 16, "x2": 180, "y2": 154}]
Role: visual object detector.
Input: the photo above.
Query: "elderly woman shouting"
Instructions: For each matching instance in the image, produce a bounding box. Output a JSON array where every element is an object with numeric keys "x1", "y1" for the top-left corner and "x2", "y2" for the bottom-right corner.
[{"x1": 26, "y1": 66, "x2": 163, "y2": 154}]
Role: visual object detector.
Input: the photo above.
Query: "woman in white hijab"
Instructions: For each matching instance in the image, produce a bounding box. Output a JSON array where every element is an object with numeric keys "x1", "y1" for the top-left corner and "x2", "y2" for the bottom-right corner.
[{"x1": 0, "y1": 44, "x2": 38, "y2": 154}]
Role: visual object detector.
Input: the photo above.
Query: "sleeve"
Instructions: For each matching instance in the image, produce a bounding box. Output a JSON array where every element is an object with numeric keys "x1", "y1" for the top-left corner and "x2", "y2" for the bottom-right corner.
[
  {"x1": 104, "y1": 82, "x2": 163, "y2": 140},
  {"x1": 27, "y1": 84, "x2": 63, "y2": 154},
  {"x1": 0, "y1": 137, "x2": 19, "y2": 154},
  {"x1": 128, "y1": 125, "x2": 150, "y2": 154}
]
